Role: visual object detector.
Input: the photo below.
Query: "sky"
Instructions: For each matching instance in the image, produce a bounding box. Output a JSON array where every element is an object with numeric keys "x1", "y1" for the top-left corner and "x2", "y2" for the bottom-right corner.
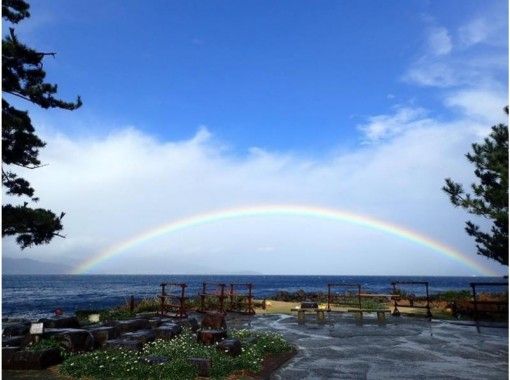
[{"x1": 2, "y1": 0, "x2": 509, "y2": 275}]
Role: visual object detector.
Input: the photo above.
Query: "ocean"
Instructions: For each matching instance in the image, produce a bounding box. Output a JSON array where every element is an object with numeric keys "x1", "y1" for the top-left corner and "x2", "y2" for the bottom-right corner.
[{"x1": 2, "y1": 275, "x2": 507, "y2": 320}]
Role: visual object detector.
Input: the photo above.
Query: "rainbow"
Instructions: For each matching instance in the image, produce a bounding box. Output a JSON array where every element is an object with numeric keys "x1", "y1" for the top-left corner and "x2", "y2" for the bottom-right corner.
[{"x1": 73, "y1": 204, "x2": 496, "y2": 275}]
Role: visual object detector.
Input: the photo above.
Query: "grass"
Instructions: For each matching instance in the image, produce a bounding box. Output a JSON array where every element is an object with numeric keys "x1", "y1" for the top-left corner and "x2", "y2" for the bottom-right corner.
[
  {"x1": 59, "y1": 328, "x2": 292, "y2": 379},
  {"x1": 25, "y1": 337, "x2": 64, "y2": 352}
]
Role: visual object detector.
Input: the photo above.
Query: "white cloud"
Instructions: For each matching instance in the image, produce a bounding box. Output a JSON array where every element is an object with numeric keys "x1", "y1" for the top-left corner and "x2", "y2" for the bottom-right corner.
[
  {"x1": 459, "y1": 18, "x2": 491, "y2": 47},
  {"x1": 427, "y1": 27, "x2": 452, "y2": 56},
  {"x1": 3, "y1": 115, "x2": 503, "y2": 276},
  {"x1": 404, "y1": 7, "x2": 506, "y2": 89},
  {"x1": 444, "y1": 88, "x2": 508, "y2": 123},
  {"x1": 357, "y1": 107, "x2": 430, "y2": 142}
]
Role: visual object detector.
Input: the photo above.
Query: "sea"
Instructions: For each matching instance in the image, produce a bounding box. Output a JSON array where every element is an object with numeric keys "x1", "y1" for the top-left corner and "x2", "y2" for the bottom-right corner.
[{"x1": 2, "y1": 275, "x2": 508, "y2": 320}]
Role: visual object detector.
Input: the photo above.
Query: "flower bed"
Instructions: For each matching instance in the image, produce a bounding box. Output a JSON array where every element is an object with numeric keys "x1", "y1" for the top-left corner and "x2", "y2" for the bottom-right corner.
[{"x1": 60, "y1": 329, "x2": 293, "y2": 379}]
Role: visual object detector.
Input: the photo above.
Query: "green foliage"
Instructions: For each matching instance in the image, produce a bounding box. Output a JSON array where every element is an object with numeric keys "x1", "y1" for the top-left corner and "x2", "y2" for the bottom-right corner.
[
  {"x1": 99, "y1": 309, "x2": 136, "y2": 322},
  {"x1": 25, "y1": 337, "x2": 62, "y2": 352},
  {"x1": 60, "y1": 329, "x2": 292, "y2": 379},
  {"x1": 430, "y1": 290, "x2": 472, "y2": 302},
  {"x1": 130, "y1": 297, "x2": 160, "y2": 313},
  {"x1": 443, "y1": 112, "x2": 509, "y2": 266},
  {"x1": 25, "y1": 337, "x2": 70, "y2": 358},
  {"x1": 2, "y1": 0, "x2": 81, "y2": 249}
]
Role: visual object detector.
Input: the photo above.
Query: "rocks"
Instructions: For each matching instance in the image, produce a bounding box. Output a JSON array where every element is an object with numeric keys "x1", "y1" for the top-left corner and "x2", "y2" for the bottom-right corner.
[
  {"x1": 217, "y1": 339, "x2": 242, "y2": 357},
  {"x1": 154, "y1": 324, "x2": 182, "y2": 341},
  {"x1": 188, "y1": 357, "x2": 211, "y2": 377},
  {"x1": 197, "y1": 329, "x2": 227, "y2": 345},
  {"x1": 54, "y1": 329, "x2": 94, "y2": 352},
  {"x1": 161, "y1": 322, "x2": 183, "y2": 333},
  {"x1": 140, "y1": 355, "x2": 169, "y2": 365},
  {"x1": 301, "y1": 301, "x2": 318, "y2": 309},
  {"x1": 2, "y1": 347, "x2": 20, "y2": 367},
  {"x1": 3, "y1": 321, "x2": 30, "y2": 336},
  {"x1": 38, "y1": 316, "x2": 80, "y2": 329},
  {"x1": 2, "y1": 348, "x2": 62, "y2": 370},
  {"x1": 42, "y1": 328, "x2": 69, "y2": 339},
  {"x1": 148, "y1": 317, "x2": 163, "y2": 328},
  {"x1": 273, "y1": 290, "x2": 327, "y2": 303},
  {"x1": 198, "y1": 312, "x2": 227, "y2": 345},
  {"x1": 121, "y1": 329, "x2": 156, "y2": 345},
  {"x1": 116, "y1": 319, "x2": 152, "y2": 335},
  {"x1": 201, "y1": 312, "x2": 227, "y2": 330},
  {"x1": 177, "y1": 317, "x2": 199, "y2": 332},
  {"x1": 104, "y1": 339, "x2": 143, "y2": 351},
  {"x1": 87, "y1": 326, "x2": 117, "y2": 347},
  {"x1": 2, "y1": 335, "x2": 29, "y2": 348}
]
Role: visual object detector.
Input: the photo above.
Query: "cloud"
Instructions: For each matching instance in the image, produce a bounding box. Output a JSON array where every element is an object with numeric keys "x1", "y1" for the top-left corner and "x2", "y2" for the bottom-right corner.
[
  {"x1": 357, "y1": 107, "x2": 430, "y2": 142},
  {"x1": 459, "y1": 18, "x2": 491, "y2": 47},
  {"x1": 427, "y1": 27, "x2": 452, "y2": 56},
  {"x1": 444, "y1": 88, "x2": 508, "y2": 123},
  {"x1": 404, "y1": 8, "x2": 507, "y2": 89},
  {"x1": 2, "y1": 114, "x2": 504, "y2": 276}
]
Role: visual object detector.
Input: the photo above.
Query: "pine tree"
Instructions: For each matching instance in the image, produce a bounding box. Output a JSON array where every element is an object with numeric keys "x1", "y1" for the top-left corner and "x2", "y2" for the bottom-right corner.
[
  {"x1": 2, "y1": 0, "x2": 82, "y2": 248},
  {"x1": 443, "y1": 108, "x2": 509, "y2": 266}
]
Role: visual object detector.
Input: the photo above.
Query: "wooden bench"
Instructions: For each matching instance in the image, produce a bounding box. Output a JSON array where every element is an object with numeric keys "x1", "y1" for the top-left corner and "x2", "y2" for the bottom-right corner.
[
  {"x1": 290, "y1": 308, "x2": 326, "y2": 323},
  {"x1": 347, "y1": 309, "x2": 392, "y2": 322}
]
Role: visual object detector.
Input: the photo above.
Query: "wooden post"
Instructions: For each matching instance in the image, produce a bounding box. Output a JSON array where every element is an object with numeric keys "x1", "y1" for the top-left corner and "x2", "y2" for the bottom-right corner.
[
  {"x1": 219, "y1": 284, "x2": 225, "y2": 313},
  {"x1": 471, "y1": 283, "x2": 478, "y2": 322},
  {"x1": 201, "y1": 282, "x2": 207, "y2": 312},
  {"x1": 247, "y1": 284, "x2": 254, "y2": 314},
  {"x1": 425, "y1": 282, "x2": 432, "y2": 318},
  {"x1": 179, "y1": 283, "x2": 186, "y2": 318},
  {"x1": 160, "y1": 284, "x2": 166, "y2": 316},
  {"x1": 327, "y1": 284, "x2": 331, "y2": 312},
  {"x1": 229, "y1": 284, "x2": 234, "y2": 311},
  {"x1": 392, "y1": 282, "x2": 400, "y2": 316},
  {"x1": 357, "y1": 284, "x2": 362, "y2": 310},
  {"x1": 298, "y1": 310, "x2": 305, "y2": 324},
  {"x1": 129, "y1": 295, "x2": 135, "y2": 313}
]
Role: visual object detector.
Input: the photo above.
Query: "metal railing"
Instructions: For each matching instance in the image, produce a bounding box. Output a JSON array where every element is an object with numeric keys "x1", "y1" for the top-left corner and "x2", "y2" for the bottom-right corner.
[
  {"x1": 391, "y1": 281, "x2": 432, "y2": 318},
  {"x1": 159, "y1": 282, "x2": 188, "y2": 318},
  {"x1": 327, "y1": 283, "x2": 362, "y2": 312},
  {"x1": 470, "y1": 282, "x2": 508, "y2": 323}
]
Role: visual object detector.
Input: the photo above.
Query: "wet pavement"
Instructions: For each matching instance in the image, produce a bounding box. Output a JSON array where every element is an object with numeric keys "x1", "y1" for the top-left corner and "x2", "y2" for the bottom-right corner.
[{"x1": 245, "y1": 313, "x2": 508, "y2": 380}]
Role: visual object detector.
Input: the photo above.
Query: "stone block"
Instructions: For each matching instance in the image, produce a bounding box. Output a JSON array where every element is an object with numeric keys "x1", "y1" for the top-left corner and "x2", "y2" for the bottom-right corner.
[
  {"x1": 2, "y1": 335, "x2": 29, "y2": 348},
  {"x1": 2, "y1": 322, "x2": 30, "y2": 336},
  {"x1": 177, "y1": 317, "x2": 199, "y2": 332},
  {"x1": 104, "y1": 339, "x2": 143, "y2": 351},
  {"x1": 197, "y1": 329, "x2": 227, "y2": 345},
  {"x1": 188, "y1": 357, "x2": 211, "y2": 377},
  {"x1": 300, "y1": 301, "x2": 318, "y2": 309},
  {"x1": 38, "y1": 316, "x2": 80, "y2": 329},
  {"x1": 42, "y1": 328, "x2": 70, "y2": 339},
  {"x1": 2, "y1": 346, "x2": 20, "y2": 368},
  {"x1": 140, "y1": 355, "x2": 169, "y2": 365},
  {"x1": 116, "y1": 319, "x2": 151, "y2": 335},
  {"x1": 153, "y1": 324, "x2": 182, "y2": 341},
  {"x1": 87, "y1": 326, "x2": 117, "y2": 347},
  {"x1": 201, "y1": 312, "x2": 227, "y2": 330},
  {"x1": 3, "y1": 348, "x2": 62, "y2": 370},
  {"x1": 149, "y1": 317, "x2": 163, "y2": 328},
  {"x1": 217, "y1": 338, "x2": 242, "y2": 357},
  {"x1": 54, "y1": 329, "x2": 94, "y2": 352},
  {"x1": 121, "y1": 329, "x2": 155, "y2": 345}
]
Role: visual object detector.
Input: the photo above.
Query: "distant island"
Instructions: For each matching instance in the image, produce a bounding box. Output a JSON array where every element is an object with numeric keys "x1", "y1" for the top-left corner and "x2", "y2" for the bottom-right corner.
[
  {"x1": 2, "y1": 257, "x2": 263, "y2": 276},
  {"x1": 3, "y1": 257, "x2": 72, "y2": 275}
]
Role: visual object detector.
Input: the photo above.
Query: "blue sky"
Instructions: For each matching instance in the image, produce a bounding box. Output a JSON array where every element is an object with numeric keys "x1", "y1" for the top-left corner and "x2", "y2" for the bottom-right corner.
[
  {"x1": 13, "y1": 0, "x2": 507, "y2": 150},
  {"x1": 3, "y1": 0, "x2": 508, "y2": 275}
]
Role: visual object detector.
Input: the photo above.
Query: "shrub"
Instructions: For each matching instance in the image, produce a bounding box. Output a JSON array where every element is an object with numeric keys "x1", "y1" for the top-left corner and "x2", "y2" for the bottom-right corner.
[{"x1": 60, "y1": 329, "x2": 292, "y2": 379}]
